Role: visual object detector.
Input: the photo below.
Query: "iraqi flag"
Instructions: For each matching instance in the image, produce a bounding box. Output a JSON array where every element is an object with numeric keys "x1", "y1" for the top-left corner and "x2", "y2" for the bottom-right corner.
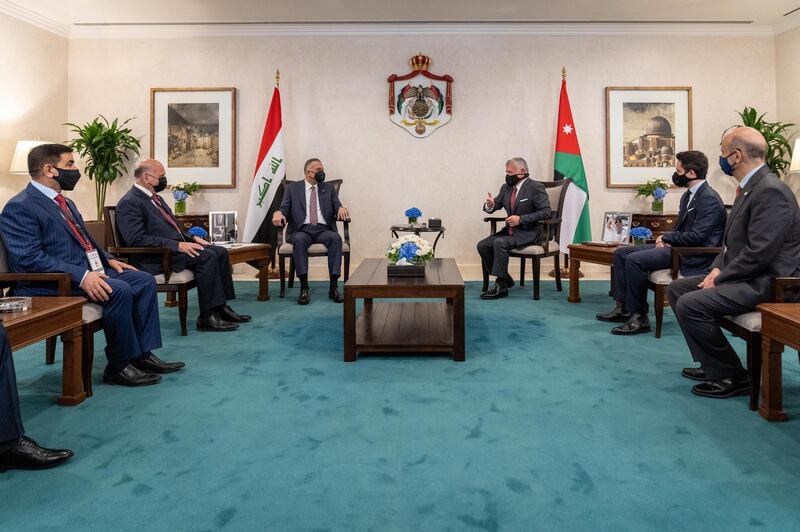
[
  {"x1": 553, "y1": 73, "x2": 591, "y2": 253},
  {"x1": 243, "y1": 77, "x2": 286, "y2": 243}
]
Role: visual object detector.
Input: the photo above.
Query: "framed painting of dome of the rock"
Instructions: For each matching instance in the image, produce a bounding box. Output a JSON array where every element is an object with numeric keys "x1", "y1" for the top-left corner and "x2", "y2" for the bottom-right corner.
[{"x1": 605, "y1": 87, "x2": 692, "y2": 188}]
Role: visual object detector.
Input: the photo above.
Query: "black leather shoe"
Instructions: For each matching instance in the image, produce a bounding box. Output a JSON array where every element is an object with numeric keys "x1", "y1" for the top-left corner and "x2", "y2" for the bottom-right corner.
[
  {"x1": 132, "y1": 353, "x2": 185, "y2": 374},
  {"x1": 102, "y1": 364, "x2": 161, "y2": 387},
  {"x1": 681, "y1": 367, "x2": 707, "y2": 381},
  {"x1": 329, "y1": 288, "x2": 344, "y2": 303},
  {"x1": 596, "y1": 303, "x2": 630, "y2": 323},
  {"x1": 0, "y1": 436, "x2": 73, "y2": 472},
  {"x1": 219, "y1": 305, "x2": 251, "y2": 323},
  {"x1": 692, "y1": 376, "x2": 751, "y2": 398},
  {"x1": 505, "y1": 276, "x2": 515, "y2": 289},
  {"x1": 196, "y1": 314, "x2": 239, "y2": 332},
  {"x1": 480, "y1": 283, "x2": 509, "y2": 300},
  {"x1": 611, "y1": 313, "x2": 651, "y2": 335},
  {"x1": 298, "y1": 288, "x2": 310, "y2": 305}
]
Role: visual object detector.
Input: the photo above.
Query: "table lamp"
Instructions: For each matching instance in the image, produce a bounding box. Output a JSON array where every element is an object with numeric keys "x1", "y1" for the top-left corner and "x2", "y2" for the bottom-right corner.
[{"x1": 9, "y1": 140, "x2": 52, "y2": 175}]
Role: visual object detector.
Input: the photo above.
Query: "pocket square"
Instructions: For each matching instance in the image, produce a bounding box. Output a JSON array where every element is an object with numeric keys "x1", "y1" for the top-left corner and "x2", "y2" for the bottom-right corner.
[
  {"x1": 686, "y1": 208, "x2": 695, "y2": 213},
  {"x1": 519, "y1": 198, "x2": 529, "y2": 202}
]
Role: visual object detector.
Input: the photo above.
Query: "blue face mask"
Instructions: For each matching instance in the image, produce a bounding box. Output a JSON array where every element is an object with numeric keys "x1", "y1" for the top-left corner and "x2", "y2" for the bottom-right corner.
[{"x1": 719, "y1": 151, "x2": 737, "y2": 176}]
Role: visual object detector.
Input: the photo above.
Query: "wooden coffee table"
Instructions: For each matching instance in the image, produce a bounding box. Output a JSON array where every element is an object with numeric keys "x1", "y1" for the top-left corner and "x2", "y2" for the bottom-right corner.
[
  {"x1": 567, "y1": 243, "x2": 621, "y2": 302},
  {"x1": 343, "y1": 258, "x2": 465, "y2": 362},
  {"x1": 3, "y1": 297, "x2": 86, "y2": 405},
  {"x1": 757, "y1": 303, "x2": 800, "y2": 422}
]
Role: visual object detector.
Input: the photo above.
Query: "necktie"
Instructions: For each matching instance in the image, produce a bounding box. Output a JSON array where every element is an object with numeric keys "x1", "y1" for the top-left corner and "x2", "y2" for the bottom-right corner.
[
  {"x1": 735, "y1": 186, "x2": 742, "y2": 199},
  {"x1": 151, "y1": 193, "x2": 183, "y2": 235},
  {"x1": 310, "y1": 186, "x2": 319, "y2": 225},
  {"x1": 55, "y1": 194, "x2": 94, "y2": 251},
  {"x1": 508, "y1": 186, "x2": 517, "y2": 234}
]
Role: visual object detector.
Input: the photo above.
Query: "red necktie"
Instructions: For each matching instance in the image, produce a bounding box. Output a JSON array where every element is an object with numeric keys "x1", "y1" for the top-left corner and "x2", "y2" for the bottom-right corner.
[
  {"x1": 151, "y1": 193, "x2": 182, "y2": 235},
  {"x1": 55, "y1": 194, "x2": 94, "y2": 251},
  {"x1": 310, "y1": 186, "x2": 319, "y2": 225},
  {"x1": 735, "y1": 186, "x2": 742, "y2": 199},
  {"x1": 508, "y1": 186, "x2": 518, "y2": 235}
]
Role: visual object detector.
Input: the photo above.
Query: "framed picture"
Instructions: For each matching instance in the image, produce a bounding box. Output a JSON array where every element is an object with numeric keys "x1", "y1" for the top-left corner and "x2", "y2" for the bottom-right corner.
[
  {"x1": 150, "y1": 87, "x2": 236, "y2": 189},
  {"x1": 209, "y1": 211, "x2": 238, "y2": 243},
  {"x1": 602, "y1": 211, "x2": 632, "y2": 243},
  {"x1": 605, "y1": 86, "x2": 692, "y2": 188}
]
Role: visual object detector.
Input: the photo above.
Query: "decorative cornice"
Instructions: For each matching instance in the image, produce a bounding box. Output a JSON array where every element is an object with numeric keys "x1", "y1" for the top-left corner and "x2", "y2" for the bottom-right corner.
[{"x1": 0, "y1": 0, "x2": 69, "y2": 37}]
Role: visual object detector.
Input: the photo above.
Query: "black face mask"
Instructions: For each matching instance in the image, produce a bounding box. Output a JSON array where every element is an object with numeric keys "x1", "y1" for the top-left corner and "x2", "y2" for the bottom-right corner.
[
  {"x1": 52, "y1": 167, "x2": 81, "y2": 191},
  {"x1": 505, "y1": 173, "x2": 528, "y2": 187},
  {"x1": 314, "y1": 170, "x2": 326, "y2": 183},
  {"x1": 672, "y1": 171, "x2": 702, "y2": 187},
  {"x1": 153, "y1": 176, "x2": 168, "y2": 193}
]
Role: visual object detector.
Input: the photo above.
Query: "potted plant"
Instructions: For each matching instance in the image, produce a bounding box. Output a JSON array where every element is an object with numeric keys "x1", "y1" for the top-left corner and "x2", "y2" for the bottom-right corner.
[
  {"x1": 634, "y1": 179, "x2": 669, "y2": 213},
  {"x1": 66, "y1": 115, "x2": 141, "y2": 223},
  {"x1": 170, "y1": 182, "x2": 201, "y2": 214},
  {"x1": 734, "y1": 107, "x2": 795, "y2": 179},
  {"x1": 404, "y1": 207, "x2": 422, "y2": 226},
  {"x1": 629, "y1": 227, "x2": 652, "y2": 245}
]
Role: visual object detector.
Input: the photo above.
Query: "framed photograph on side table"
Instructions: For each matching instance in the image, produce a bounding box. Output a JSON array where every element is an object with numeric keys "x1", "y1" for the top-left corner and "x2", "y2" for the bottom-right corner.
[
  {"x1": 605, "y1": 86, "x2": 692, "y2": 188},
  {"x1": 601, "y1": 211, "x2": 633, "y2": 243},
  {"x1": 209, "y1": 211, "x2": 238, "y2": 244},
  {"x1": 150, "y1": 87, "x2": 236, "y2": 188}
]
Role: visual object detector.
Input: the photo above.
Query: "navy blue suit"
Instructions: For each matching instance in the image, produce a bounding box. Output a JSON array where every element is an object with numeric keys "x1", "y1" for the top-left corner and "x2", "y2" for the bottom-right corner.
[
  {"x1": 613, "y1": 181, "x2": 726, "y2": 315},
  {"x1": 0, "y1": 183, "x2": 162, "y2": 369},
  {"x1": 0, "y1": 324, "x2": 23, "y2": 448},
  {"x1": 115, "y1": 187, "x2": 235, "y2": 315},
  {"x1": 279, "y1": 180, "x2": 343, "y2": 277}
]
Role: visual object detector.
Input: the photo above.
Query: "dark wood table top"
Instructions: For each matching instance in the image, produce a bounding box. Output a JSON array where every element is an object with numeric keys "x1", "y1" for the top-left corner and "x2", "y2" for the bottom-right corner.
[
  {"x1": 2, "y1": 297, "x2": 85, "y2": 350},
  {"x1": 758, "y1": 303, "x2": 800, "y2": 322},
  {"x1": 346, "y1": 258, "x2": 464, "y2": 288}
]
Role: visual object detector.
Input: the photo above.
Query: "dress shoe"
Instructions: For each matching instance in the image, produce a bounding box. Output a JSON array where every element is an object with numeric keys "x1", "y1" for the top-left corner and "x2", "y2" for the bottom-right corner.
[
  {"x1": 611, "y1": 313, "x2": 651, "y2": 335},
  {"x1": 681, "y1": 367, "x2": 707, "y2": 381},
  {"x1": 132, "y1": 353, "x2": 185, "y2": 374},
  {"x1": 298, "y1": 288, "x2": 311, "y2": 305},
  {"x1": 0, "y1": 436, "x2": 73, "y2": 472},
  {"x1": 219, "y1": 305, "x2": 251, "y2": 323},
  {"x1": 596, "y1": 303, "x2": 630, "y2": 323},
  {"x1": 102, "y1": 364, "x2": 161, "y2": 387},
  {"x1": 480, "y1": 283, "x2": 509, "y2": 300},
  {"x1": 505, "y1": 276, "x2": 515, "y2": 289},
  {"x1": 329, "y1": 288, "x2": 344, "y2": 303},
  {"x1": 196, "y1": 314, "x2": 238, "y2": 332},
  {"x1": 691, "y1": 375, "x2": 751, "y2": 398}
]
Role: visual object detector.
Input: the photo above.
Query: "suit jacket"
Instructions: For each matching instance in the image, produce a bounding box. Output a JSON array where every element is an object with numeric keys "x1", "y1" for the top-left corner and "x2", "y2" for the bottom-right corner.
[
  {"x1": 483, "y1": 178, "x2": 552, "y2": 245},
  {"x1": 0, "y1": 182, "x2": 113, "y2": 294},
  {"x1": 711, "y1": 165, "x2": 800, "y2": 306},
  {"x1": 279, "y1": 180, "x2": 342, "y2": 237},
  {"x1": 115, "y1": 186, "x2": 194, "y2": 274},
  {"x1": 660, "y1": 181, "x2": 727, "y2": 276}
]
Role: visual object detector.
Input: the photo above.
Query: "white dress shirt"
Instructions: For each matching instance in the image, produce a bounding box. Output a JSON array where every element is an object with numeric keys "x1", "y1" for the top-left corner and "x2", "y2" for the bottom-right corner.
[{"x1": 304, "y1": 180, "x2": 326, "y2": 225}]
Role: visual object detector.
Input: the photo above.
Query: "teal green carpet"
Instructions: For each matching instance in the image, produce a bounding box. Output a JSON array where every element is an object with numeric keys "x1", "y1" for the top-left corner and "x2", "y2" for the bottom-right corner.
[{"x1": 1, "y1": 280, "x2": 799, "y2": 531}]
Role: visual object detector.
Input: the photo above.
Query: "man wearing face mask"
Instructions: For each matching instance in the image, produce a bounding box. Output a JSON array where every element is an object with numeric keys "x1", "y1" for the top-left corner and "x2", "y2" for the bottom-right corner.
[
  {"x1": 0, "y1": 144, "x2": 184, "y2": 387},
  {"x1": 668, "y1": 127, "x2": 800, "y2": 399},
  {"x1": 477, "y1": 157, "x2": 551, "y2": 300},
  {"x1": 115, "y1": 159, "x2": 249, "y2": 332},
  {"x1": 596, "y1": 151, "x2": 726, "y2": 335},
  {"x1": 272, "y1": 158, "x2": 350, "y2": 305}
]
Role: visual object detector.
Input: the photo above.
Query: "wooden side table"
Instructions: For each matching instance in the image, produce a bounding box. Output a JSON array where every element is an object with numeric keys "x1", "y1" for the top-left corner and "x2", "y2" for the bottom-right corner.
[
  {"x1": 566, "y1": 244, "x2": 620, "y2": 303},
  {"x1": 757, "y1": 303, "x2": 800, "y2": 422},
  {"x1": 631, "y1": 212, "x2": 678, "y2": 238}
]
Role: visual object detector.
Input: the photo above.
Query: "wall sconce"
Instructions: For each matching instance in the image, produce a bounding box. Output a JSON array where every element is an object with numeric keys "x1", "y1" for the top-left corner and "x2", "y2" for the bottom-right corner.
[{"x1": 9, "y1": 140, "x2": 52, "y2": 175}]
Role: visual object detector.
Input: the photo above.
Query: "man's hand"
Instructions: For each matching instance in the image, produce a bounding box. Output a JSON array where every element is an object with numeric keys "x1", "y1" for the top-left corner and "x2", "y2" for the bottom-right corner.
[
  {"x1": 107, "y1": 259, "x2": 138, "y2": 273},
  {"x1": 272, "y1": 212, "x2": 287, "y2": 227},
  {"x1": 486, "y1": 193, "x2": 495, "y2": 209},
  {"x1": 80, "y1": 271, "x2": 113, "y2": 302},
  {"x1": 697, "y1": 268, "x2": 721, "y2": 289},
  {"x1": 655, "y1": 235, "x2": 669, "y2": 248},
  {"x1": 193, "y1": 235, "x2": 210, "y2": 246},
  {"x1": 506, "y1": 215, "x2": 521, "y2": 227},
  {"x1": 337, "y1": 207, "x2": 350, "y2": 221},
  {"x1": 178, "y1": 242, "x2": 204, "y2": 257}
]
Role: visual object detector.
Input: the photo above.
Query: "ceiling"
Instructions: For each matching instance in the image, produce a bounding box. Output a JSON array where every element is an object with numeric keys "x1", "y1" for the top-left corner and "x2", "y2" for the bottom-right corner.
[{"x1": 10, "y1": 0, "x2": 800, "y2": 26}]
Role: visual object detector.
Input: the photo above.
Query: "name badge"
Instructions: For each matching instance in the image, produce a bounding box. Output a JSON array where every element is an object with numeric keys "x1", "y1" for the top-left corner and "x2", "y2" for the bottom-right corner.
[{"x1": 86, "y1": 250, "x2": 104, "y2": 272}]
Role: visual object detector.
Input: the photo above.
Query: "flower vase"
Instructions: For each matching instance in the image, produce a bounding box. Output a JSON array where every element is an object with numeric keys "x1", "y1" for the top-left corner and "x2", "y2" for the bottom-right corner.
[
  {"x1": 633, "y1": 238, "x2": 647, "y2": 245},
  {"x1": 174, "y1": 200, "x2": 187, "y2": 215},
  {"x1": 407, "y1": 216, "x2": 418, "y2": 226},
  {"x1": 651, "y1": 199, "x2": 664, "y2": 214}
]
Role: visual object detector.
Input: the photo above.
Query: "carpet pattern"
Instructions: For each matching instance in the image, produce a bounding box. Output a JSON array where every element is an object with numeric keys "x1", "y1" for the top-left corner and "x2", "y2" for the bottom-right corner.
[{"x1": 1, "y1": 280, "x2": 799, "y2": 531}]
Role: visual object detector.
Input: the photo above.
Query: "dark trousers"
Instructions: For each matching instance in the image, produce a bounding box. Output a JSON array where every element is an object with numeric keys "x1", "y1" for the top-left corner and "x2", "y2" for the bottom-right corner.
[
  {"x1": 0, "y1": 324, "x2": 24, "y2": 448},
  {"x1": 477, "y1": 231, "x2": 533, "y2": 279},
  {"x1": 289, "y1": 224, "x2": 342, "y2": 277},
  {"x1": 612, "y1": 244, "x2": 671, "y2": 315},
  {"x1": 184, "y1": 245, "x2": 235, "y2": 314},
  {"x1": 668, "y1": 276, "x2": 754, "y2": 381}
]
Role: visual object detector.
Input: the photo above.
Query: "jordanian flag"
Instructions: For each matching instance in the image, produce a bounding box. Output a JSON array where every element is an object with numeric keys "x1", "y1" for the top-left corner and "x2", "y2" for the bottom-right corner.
[
  {"x1": 243, "y1": 75, "x2": 285, "y2": 243},
  {"x1": 553, "y1": 73, "x2": 591, "y2": 253}
]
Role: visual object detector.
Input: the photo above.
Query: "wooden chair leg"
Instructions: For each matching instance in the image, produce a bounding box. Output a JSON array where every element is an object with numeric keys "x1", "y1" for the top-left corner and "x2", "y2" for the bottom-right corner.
[
  {"x1": 748, "y1": 332, "x2": 762, "y2": 412},
  {"x1": 288, "y1": 259, "x2": 295, "y2": 288},
  {"x1": 178, "y1": 289, "x2": 188, "y2": 336},
  {"x1": 481, "y1": 264, "x2": 489, "y2": 293},
  {"x1": 519, "y1": 258, "x2": 526, "y2": 286},
  {"x1": 554, "y1": 254, "x2": 562, "y2": 291},
  {"x1": 279, "y1": 255, "x2": 287, "y2": 297},
  {"x1": 344, "y1": 252, "x2": 350, "y2": 282},
  {"x1": 654, "y1": 285, "x2": 664, "y2": 339},
  {"x1": 532, "y1": 259, "x2": 541, "y2": 300},
  {"x1": 45, "y1": 337, "x2": 56, "y2": 365},
  {"x1": 82, "y1": 324, "x2": 94, "y2": 398}
]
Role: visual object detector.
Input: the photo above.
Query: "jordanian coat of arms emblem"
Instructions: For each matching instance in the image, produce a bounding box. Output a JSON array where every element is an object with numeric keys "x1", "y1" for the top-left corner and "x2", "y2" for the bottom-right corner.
[{"x1": 387, "y1": 54, "x2": 453, "y2": 138}]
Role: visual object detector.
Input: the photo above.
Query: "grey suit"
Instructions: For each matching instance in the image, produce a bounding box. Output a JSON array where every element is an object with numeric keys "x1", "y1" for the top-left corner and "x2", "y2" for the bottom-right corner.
[
  {"x1": 477, "y1": 178, "x2": 551, "y2": 279},
  {"x1": 668, "y1": 165, "x2": 800, "y2": 380}
]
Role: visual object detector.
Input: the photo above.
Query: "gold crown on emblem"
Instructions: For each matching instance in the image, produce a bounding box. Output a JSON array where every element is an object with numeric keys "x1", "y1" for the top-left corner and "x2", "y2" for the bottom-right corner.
[{"x1": 410, "y1": 53, "x2": 431, "y2": 71}]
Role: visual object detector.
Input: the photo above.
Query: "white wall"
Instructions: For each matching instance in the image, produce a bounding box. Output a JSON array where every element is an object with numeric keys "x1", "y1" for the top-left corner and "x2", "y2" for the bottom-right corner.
[
  {"x1": 0, "y1": 12, "x2": 68, "y2": 202},
  {"x1": 777, "y1": 25, "x2": 800, "y2": 195}
]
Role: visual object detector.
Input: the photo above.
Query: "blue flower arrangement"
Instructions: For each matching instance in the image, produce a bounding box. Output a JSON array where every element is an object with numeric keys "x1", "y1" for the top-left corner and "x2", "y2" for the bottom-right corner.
[
  {"x1": 386, "y1": 235, "x2": 434, "y2": 265},
  {"x1": 404, "y1": 207, "x2": 422, "y2": 218},
  {"x1": 629, "y1": 227, "x2": 653, "y2": 240},
  {"x1": 652, "y1": 187, "x2": 667, "y2": 201},
  {"x1": 188, "y1": 226, "x2": 208, "y2": 239},
  {"x1": 172, "y1": 190, "x2": 189, "y2": 202}
]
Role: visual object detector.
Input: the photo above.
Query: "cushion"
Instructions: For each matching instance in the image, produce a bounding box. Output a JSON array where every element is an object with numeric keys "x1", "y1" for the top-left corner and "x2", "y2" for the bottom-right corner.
[
  {"x1": 513, "y1": 240, "x2": 560, "y2": 255},
  {"x1": 82, "y1": 303, "x2": 103, "y2": 322},
  {"x1": 648, "y1": 269, "x2": 684, "y2": 285},
  {"x1": 725, "y1": 312, "x2": 761, "y2": 332},
  {"x1": 153, "y1": 269, "x2": 195, "y2": 284},
  {"x1": 279, "y1": 242, "x2": 350, "y2": 255}
]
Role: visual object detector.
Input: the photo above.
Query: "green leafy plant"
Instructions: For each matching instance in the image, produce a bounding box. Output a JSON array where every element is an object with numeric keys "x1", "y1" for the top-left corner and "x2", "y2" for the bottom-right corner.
[
  {"x1": 65, "y1": 115, "x2": 141, "y2": 221},
  {"x1": 734, "y1": 107, "x2": 795, "y2": 179},
  {"x1": 634, "y1": 178, "x2": 669, "y2": 199}
]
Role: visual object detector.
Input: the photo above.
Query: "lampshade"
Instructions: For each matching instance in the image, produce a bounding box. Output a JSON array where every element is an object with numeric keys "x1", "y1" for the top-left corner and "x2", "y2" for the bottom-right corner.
[
  {"x1": 9, "y1": 140, "x2": 53, "y2": 175},
  {"x1": 791, "y1": 139, "x2": 800, "y2": 175}
]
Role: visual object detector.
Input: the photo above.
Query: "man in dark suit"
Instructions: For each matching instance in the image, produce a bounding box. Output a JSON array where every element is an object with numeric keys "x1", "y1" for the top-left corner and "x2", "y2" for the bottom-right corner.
[
  {"x1": 0, "y1": 144, "x2": 184, "y2": 387},
  {"x1": 272, "y1": 158, "x2": 350, "y2": 305},
  {"x1": 669, "y1": 127, "x2": 800, "y2": 398},
  {"x1": 596, "y1": 151, "x2": 726, "y2": 335},
  {"x1": 477, "y1": 157, "x2": 551, "y2": 300},
  {"x1": 0, "y1": 323, "x2": 73, "y2": 472},
  {"x1": 116, "y1": 159, "x2": 250, "y2": 332}
]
